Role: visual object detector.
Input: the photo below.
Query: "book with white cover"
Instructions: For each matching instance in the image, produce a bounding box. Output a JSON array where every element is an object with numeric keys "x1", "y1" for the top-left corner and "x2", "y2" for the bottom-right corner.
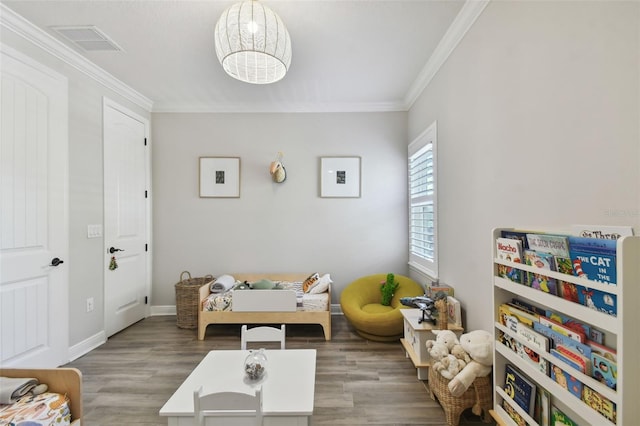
[
  {"x1": 447, "y1": 296, "x2": 462, "y2": 326},
  {"x1": 571, "y1": 224, "x2": 633, "y2": 240}
]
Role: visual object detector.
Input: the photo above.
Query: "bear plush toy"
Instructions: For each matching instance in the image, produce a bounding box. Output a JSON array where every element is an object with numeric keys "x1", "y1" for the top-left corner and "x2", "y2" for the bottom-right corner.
[
  {"x1": 425, "y1": 329, "x2": 459, "y2": 352},
  {"x1": 447, "y1": 329, "x2": 493, "y2": 397}
]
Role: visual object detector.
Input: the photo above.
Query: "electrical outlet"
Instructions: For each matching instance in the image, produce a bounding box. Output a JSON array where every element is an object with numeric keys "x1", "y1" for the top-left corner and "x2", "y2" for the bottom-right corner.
[{"x1": 86, "y1": 297, "x2": 94, "y2": 312}]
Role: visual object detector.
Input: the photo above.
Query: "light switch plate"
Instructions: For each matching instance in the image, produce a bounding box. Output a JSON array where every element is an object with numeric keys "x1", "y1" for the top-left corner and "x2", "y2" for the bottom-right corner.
[{"x1": 87, "y1": 224, "x2": 103, "y2": 238}]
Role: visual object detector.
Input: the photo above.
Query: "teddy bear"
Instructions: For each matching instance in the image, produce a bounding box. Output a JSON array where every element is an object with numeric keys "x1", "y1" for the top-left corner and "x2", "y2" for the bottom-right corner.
[
  {"x1": 427, "y1": 341, "x2": 450, "y2": 366},
  {"x1": 450, "y1": 343, "x2": 471, "y2": 365},
  {"x1": 434, "y1": 354, "x2": 467, "y2": 380},
  {"x1": 425, "y1": 329, "x2": 460, "y2": 353},
  {"x1": 447, "y1": 329, "x2": 493, "y2": 397}
]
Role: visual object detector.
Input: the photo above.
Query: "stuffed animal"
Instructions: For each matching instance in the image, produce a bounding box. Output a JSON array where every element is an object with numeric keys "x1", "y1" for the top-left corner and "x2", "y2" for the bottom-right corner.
[
  {"x1": 450, "y1": 343, "x2": 471, "y2": 365},
  {"x1": 427, "y1": 341, "x2": 450, "y2": 364},
  {"x1": 437, "y1": 354, "x2": 468, "y2": 380},
  {"x1": 425, "y1": 329, "x2": 459, "y2": 352},
  {"x1": 448, "y1": 329, "x2": 493, "y2": 397}
]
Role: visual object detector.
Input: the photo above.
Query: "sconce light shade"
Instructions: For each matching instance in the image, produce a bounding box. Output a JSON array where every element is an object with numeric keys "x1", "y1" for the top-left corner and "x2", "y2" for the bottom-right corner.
[{"x1": 214, "y1": 0, "x2": 292, "y2": 84}]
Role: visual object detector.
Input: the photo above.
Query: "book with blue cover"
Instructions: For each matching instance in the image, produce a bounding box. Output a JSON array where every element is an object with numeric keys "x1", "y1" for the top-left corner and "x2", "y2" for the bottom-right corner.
[
  {"x1": 591, "y1": 352, "x2": 617, "y2": 390},
  {"x1": 533, "y1": 322, "x2": 592, "y2": 359},
  {"x1": 504, "y1": 364, "x2": 537, "y2": 416},
  {"x1": 550, "y1": 356, "x2": 584, "y2": 400},
  {"x1": 576, "y1": 284, "x2": 617, "y2": 317},
  {"x1": 568, "y1": 236, "x2": 617, "y2": 285}
]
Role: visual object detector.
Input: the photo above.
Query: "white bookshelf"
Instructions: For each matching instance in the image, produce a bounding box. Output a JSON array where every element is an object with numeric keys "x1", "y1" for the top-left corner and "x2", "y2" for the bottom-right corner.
[{"x1": 490, "y1": 228, "x2": 640, "y2": 426}]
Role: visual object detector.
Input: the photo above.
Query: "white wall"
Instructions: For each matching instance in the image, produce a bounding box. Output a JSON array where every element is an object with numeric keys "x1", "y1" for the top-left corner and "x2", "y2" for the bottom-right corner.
[
  {"x1": 408, "y1": 1, "x2": 640, "y2": 332},
  {"x1": 151, "y1": 112, "x2": 408, "y2": 306}
]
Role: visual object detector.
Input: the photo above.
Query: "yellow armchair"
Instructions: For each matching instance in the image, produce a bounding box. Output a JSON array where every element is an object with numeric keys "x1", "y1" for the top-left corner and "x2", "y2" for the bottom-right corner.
[{"x1": 340, "y1": 273, "x2": 424, "y2": 341}]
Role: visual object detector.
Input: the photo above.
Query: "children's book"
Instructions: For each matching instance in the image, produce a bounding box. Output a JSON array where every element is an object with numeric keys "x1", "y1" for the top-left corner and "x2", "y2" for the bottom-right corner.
[
  {"x1": 571, "y1": 224, "x2": 634, "y2": 240},
  {"x1": 524, "y1": 250, "x2": 558, "y2": 295},
  {"x1": 446, "y1": 296, "x2": 462, "y2": 326},
  {"x1": 533, "y1": 322, "x2": 592, "y2": 359},
  {"x1": 539, "y1": 316, "x2": 585, "y2": 342},
  {"x1": 501, "y1": 230, "x2": 531, "y2": 250},
  {"x1": 511, "y1": 298, "x2": 546, "y2": 316},
  {"x1": 499, "y1": 304, "x2": 534, "y2": 329},
  {"x1": 515, "y1": 321, "x2": 549, "y2": 352},
  {"x1": 550, "y1": 358, "x2": 583, "y2": 399},
  {"x1": 502, "y1": 400, "x2": 526, "y2": 426},
  {"x1": 576, "y1": 285, "x2": 617, "y2": 317},
  {"x1": 537, "y1": 387, "x2": 551, "y2": 426},
  {"x1": 426, "y1": 281, "x2": 454, "y2": 298},
  {"x1": 551, "y1": 406, "x2": 579, "y2": 426},
  {"x1": 556, "y1": 344, "x2": 590, "y2": 374},
  {"x1": 554, "y1": 255, "x2": 580, "y2": 303},
  {"x1": 587, "y1": 339, "x2": 617, "y2": 363},
  {"x1": 504, "y1": 364, "x2": 537, "y2": 416},
  {"x1": 526, "y1": 233, "x2": 571, "y2": 258},
  {"x1": 568, "y1": 236, "x2": 617, "y2": 285},
  {"x1": 498, "y1": 330, "x2": 548, "y2": 374},
  {"x1": 544, "y1": 310, "x2": 593, "y2": 341},
  {"x1": 582, "y1": 386, "x2": 617, "y2": 423},
  {"x1": 591, "y1": 352, "x2": 617, "y2": 390},
  {"x1": 496, "y1": 237, "x2": 524, "y2": 283}
]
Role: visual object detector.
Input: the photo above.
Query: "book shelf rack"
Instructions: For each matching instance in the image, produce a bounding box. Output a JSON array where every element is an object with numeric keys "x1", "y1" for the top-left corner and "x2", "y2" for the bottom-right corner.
[{"x1": 490, "y1": 228, "x2": 640, "y2": 426}]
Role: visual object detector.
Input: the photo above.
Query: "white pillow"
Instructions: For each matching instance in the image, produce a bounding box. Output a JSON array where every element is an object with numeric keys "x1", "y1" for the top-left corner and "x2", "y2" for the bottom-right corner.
[{"x1": 309, "y1": 273, "x2": 332, "y2": 294}]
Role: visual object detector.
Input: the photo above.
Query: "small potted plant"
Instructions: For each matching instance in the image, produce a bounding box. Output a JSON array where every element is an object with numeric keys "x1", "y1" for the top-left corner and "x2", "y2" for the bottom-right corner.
[{"x1": 380, "y1": 273, "x2": 399, "y2": 306}]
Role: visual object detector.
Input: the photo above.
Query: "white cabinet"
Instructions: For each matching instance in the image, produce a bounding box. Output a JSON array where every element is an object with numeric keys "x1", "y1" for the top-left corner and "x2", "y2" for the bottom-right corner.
[
  {"x1": 400, "y1": 308, "x2": 463, "y2": 379},
  {"x1": 490, "y1": 228, "x2": 640, "y2": 426}
]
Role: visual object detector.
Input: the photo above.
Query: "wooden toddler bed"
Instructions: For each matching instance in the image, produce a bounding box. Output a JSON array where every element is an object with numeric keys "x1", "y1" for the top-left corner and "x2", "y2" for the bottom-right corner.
[
  {"x1": 198, "y1": 273, "x2": 332, "y2": 341},
  {"x1": 0, "y1": 367, "x2": 82, "y2": 425}
]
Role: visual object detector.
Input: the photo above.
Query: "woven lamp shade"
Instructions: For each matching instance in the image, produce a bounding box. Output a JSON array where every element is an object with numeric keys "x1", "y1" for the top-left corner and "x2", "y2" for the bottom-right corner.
[{"x1": 214, "y1": 0, "x2": 292, "y2": 84}]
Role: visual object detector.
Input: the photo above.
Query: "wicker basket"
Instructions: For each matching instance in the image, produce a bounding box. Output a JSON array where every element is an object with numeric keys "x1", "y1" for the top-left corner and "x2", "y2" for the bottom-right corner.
[
  {"x1": 175, "y1": 271, "x2": 214, "y2": 329},
  {"x1": 428, "y1": 366, "x2": 493, "y2": 426}
]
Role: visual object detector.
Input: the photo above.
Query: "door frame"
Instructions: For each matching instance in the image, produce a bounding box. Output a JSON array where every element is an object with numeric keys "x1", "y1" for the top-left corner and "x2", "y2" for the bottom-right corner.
[{"x1": 102, "y1": 97, "x2": 152, "y2": 327}]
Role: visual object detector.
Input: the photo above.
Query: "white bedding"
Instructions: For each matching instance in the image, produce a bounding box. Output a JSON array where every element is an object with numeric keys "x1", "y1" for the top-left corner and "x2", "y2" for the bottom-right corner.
[{"x1": 203, "y1": 281, "x2": 329, "y2": 312}]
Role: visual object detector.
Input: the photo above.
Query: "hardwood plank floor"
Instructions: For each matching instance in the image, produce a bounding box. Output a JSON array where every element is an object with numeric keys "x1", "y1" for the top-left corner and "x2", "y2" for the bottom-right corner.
[{"x1": 64, "y1": 315, "x2": 494, "y2": 426}]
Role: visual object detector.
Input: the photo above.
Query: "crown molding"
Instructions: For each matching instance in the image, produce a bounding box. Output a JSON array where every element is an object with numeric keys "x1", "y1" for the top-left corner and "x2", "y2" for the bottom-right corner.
[
  {"x1": 152, "y1": 100, "x2": 406, "y2": 114},
  {"x1": 403, "y1": 0, "x2": 490, "y2": 109},
  {"x1": 0, "y1": 3, "x2": 153, "y2": 112}
]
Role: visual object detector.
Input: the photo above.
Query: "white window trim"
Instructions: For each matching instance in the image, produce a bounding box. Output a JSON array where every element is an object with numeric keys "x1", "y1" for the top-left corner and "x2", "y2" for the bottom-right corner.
[{"x1": 408, "y1": 120, "x2": 438, "y2": 279}]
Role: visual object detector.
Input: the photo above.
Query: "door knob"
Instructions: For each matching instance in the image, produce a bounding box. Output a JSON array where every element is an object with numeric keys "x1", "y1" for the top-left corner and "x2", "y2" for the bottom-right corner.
[
  {"x1": 109, "y1": 247, "x2": 124, "y2": 254},
  {"x1": 50, "y1": 257, "x2": 64, "y2": 266}
]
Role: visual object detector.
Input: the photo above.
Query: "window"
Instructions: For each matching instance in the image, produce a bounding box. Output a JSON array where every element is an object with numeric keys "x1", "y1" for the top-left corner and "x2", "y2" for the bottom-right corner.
[{"x1": 408, "y1": 121, "x2": 437, "y2": 278}]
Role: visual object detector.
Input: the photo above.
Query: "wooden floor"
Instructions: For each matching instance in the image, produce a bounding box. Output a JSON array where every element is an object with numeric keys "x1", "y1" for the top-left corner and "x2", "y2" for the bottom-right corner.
[{"x1": 64, "y1": 315, "x2": 493, "y2": 426}]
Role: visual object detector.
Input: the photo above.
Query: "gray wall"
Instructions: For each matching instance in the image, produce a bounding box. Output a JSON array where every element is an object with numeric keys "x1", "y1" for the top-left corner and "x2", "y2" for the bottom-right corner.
[
  {"x1": 408, "y1": 0, "x2": 640, "y2": 332},
  {"x1": 151, "y1": 112, "x2": 408, "y2": 306},
  {"x1": 1, "y1": 29, "x2": 151, "y2": 347}
]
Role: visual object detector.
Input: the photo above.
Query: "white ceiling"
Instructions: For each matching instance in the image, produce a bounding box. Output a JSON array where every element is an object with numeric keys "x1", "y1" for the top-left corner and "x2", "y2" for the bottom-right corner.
[{"x1": 1, "y1": 0, "x2": 473, "y2": 112}]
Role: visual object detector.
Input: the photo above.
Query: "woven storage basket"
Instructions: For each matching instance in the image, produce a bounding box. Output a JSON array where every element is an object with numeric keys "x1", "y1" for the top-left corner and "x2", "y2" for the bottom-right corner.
[
  {"x1": 428, "y1": 366, "x2": 493, "y2": 426},
  {"x1": 175, "y1": 271, "x2": 214, "y2": 329}
]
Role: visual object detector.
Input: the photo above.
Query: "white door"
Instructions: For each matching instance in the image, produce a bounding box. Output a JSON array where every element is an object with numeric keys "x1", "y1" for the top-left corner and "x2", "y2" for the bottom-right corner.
[
  {"x1": 103, "y1": 99, "x2": 149, "y2": 337},
  {"x1": 0, "y1": 45, "x2": 69, "y2": 367}
]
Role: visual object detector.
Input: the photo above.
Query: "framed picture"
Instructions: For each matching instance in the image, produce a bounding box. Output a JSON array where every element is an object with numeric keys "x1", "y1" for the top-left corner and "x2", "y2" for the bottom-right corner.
[
  {"x1": 199, "y1": 157, "x2": 240, "y2": 198},
  {"x1": 320, "y1": 156, "x2": 361, "y2": 198}
]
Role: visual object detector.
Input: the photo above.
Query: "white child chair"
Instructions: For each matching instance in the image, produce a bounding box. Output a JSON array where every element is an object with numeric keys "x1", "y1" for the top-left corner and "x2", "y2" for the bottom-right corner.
[
  {"x1": 193, "y1": 385, "x2": 262, "y2": 426},
  {"x1": 241, "y1": 325, "x2": 286, "y2": 350}
]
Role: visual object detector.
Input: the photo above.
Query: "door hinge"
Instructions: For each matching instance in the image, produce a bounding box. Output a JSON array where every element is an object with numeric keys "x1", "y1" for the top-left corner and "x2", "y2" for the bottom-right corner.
[
  {"x1": 145, "y1": 243, "x2": 148, "y2": 252},
  {"x1": 145, "y1": 190, "x2": 148, "y2": 198},
  {"x1": 144, "y1": 137, "x2": 147, "y2": 146},
  {"x1": 144, "y1": 296, "x2": 148, "y2": 304}
]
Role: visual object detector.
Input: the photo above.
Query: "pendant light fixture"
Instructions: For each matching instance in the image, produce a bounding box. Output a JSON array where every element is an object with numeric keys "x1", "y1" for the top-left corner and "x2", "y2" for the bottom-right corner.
[{"x1": 214, "y1": 0, "x2": 292, "y2": 84}]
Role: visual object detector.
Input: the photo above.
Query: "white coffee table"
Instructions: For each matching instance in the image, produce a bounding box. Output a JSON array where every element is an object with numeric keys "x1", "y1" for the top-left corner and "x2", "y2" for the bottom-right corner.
[{"x1": 159, "y1": 349, "x2": 316, "y2": 426}]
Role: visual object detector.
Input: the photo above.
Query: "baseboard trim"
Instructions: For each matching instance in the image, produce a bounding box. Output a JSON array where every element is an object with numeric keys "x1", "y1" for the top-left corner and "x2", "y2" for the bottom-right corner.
[{"x1": 68, "y1": 330, "x2": 106, "y2": 362}]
